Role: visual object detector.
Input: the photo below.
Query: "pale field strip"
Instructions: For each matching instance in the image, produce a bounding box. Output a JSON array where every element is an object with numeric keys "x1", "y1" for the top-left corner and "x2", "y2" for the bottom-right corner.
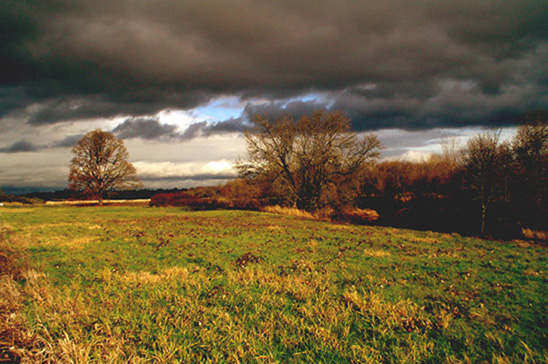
[{"x1": 44, "y1": 199, "x2": 150, "y2": 205}]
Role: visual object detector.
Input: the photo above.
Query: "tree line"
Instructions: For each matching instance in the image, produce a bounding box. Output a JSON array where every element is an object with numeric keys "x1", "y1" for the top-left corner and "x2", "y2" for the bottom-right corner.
[
  {"x1": 230, "y1": 111, "x2": 548, "y2": 238},
  {"x1": 146, "y1": 110, "x2": 547, "y2": 238},
  {"x1": 59, "y1": 110, "x2": 547, "y2": 238}
]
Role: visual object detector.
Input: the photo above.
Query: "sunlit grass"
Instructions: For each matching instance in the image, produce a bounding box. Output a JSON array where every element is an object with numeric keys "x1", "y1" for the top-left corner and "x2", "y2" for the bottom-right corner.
[{"x1": 1, "y1": 206, "x2": 547, "y2": 363}]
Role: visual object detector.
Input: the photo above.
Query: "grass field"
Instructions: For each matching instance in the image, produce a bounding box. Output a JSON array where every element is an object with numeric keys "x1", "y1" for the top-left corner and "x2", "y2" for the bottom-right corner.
[{"x1": 1, "y1": 206, "x2": 547, "y2": 363}]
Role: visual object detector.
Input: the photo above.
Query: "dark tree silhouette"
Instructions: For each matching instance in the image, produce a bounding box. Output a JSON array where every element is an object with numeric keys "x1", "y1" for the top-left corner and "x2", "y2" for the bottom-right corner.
[
  {"x1": 236, "y1": 111, "x2": 382, "y2": 211},
  {"x1": 68, "y1": 130, "x2": 142, "y2": 205},
  {"x1": 511, "y1": 114, "x2": 548, "y2": 228},
  {"x1": 464, "y1": 130, "x2": 512, "y2": 235}
]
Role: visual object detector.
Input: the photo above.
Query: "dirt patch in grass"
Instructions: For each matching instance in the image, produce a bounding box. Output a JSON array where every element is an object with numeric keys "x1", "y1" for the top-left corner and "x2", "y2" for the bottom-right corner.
[{"x1": 235, "y1": 252, "x2": 262, "y2": 268}]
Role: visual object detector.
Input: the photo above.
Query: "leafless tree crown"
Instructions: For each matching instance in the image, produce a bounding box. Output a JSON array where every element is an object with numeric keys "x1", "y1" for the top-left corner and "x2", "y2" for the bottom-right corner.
[{"x1": 236, "y1": 111, "x2": 382, "y2": 211}]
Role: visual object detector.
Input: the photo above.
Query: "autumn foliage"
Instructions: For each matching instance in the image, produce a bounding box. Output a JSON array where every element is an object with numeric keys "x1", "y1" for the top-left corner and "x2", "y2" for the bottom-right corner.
[
  {"x1": 69, "y1": 130, "x2": 142, "y2": 205},
  {"x1": 151, "y1": 112, "x2": 547, "y2": 239},
  {"x1": 149, "y1": 183, "x2": 263, "y2": 211}
]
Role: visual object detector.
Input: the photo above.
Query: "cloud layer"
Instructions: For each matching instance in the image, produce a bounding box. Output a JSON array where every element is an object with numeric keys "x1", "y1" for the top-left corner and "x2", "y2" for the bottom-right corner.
[
  {"x1": 1, "y1": 0, "x2": 548, "y2": 192},
  {"x1": 1, "y1": 0, "x2": 547, "y2": 131}
]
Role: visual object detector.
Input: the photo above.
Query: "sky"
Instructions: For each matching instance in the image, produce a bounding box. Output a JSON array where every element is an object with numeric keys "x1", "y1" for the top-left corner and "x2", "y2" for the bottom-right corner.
[{"x1": 1, "y1": 0, "x2": 547, "y2": 193}]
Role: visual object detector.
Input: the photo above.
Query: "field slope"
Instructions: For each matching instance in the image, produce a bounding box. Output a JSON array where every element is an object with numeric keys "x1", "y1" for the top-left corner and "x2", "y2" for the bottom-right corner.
[{"x1": 1, "y1": 206, "x2": 547, "y2": 363}]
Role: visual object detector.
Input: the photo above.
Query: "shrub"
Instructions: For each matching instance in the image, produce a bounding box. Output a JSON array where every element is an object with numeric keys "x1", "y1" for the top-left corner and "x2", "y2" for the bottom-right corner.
[
  {"x1": 149, "y1": 192, "x2": 212, "y2": 209},
  {"x1": 0, "y1": 194, "x2": 43, "y2": 205},
  {"x1": 149, "y1": 192, "x2": 263, "y2": 211},
  {"x1": 263, "y1": 205, "x2": 315, "y2": 219},
  {"x1": 338, "y1": 208, "x2": 379, "y2": 225},
  {"x1": 522, "y1": 229, "x2": 548, "y2": 241}
]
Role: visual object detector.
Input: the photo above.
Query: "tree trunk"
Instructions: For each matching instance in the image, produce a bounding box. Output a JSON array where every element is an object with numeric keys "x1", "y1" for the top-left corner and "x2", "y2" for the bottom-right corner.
[{"x1": 481, "y1": 202, "x2": 487, "y2": 236}]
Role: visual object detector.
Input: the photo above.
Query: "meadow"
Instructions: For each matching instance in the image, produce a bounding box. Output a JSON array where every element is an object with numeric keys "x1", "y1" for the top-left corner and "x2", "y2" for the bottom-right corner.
[{"x1": 1, "y1": 206, "x2": 547, "y2": 363}]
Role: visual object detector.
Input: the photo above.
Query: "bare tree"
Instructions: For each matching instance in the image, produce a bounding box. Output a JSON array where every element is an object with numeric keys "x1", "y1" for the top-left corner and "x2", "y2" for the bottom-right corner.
[
  {"x1": 511, "y1": 113, "x2": 548, "y2": 226},
  {"x1": 440, "y1": 135, "x2": 464, "y2": 169},
  {"x1": 464, "y1": 130, "x2": 511, "y2": 235},
  {"x1": 68, "y1": 130, "x2": 142, "y2": 205},
  {"x1": 235, "y1": 111, "x2": 382, "y2": 211}
]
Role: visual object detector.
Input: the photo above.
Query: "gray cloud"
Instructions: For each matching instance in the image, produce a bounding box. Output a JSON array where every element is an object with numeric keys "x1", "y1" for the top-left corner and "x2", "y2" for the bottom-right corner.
[
  {"x1": 178, "y1": 118, "x2": 248, "y2": 140},
  {"x1": 0, "y1": 0, "x2": 547, "y2": 128},
  {"x1": 24, "y1": 93, "x2": 212, "y2": 125},
  {"x1": 179, "y1": 122, "x2": 207, "y2": 141},
  {"x1": 111, "y1": 116, "x2": 247, "y2": 142},
  {"x1": 52, "y1": 134, "x2": 84, "y2": 148},
  {"x1": 0, "y1": 140, "x2": 41, "y2": 153},
  {"x1": 113, "y1": 117, "x2": 179, "y2": 140},
  {"x1": 205, "y1": 118, "x2": 247, "y2": 134},
  {"x1": 241, "y1": 99, "x2": 329, "y2": 123},
  {"x1": 234, "y1": 51, "x2": 548, "y2": 131}
]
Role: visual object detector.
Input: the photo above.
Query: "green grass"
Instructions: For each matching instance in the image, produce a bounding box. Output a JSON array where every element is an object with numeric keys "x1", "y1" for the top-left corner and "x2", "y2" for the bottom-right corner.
[{"x1": 1, "y1": 206, "x2": 547, "y2": 363}]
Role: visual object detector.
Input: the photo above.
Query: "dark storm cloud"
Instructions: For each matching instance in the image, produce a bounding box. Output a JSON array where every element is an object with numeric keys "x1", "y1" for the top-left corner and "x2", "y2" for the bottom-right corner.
[
  {"x1": 52, "y1": 134, "x2": 84, "y2": 148},
  {"x1": 178, "y1": 122, "x2": 205, "y2": 141},
  {"x1": 206, "y1": 118, "x2": 247, "y2": 134},
  {"x1": 113, "y1": 117, "x2": 178, "y2": 140},
  {"x1": 179, "y1": 118, "x2": 247, "y2": 140},
  {"x1": 0, "y1": 140, "x2": 41, "y2": 153},
  {"x1": 241, "y1": 99, "x2": 329, "y2": 122},
  {"x1": 110, "y1": 116, "x2": 246, "y2": 141},
  {"x1": 1, "y1": 0, "x2": 547, "y2": 128},
  {"x1": 25, "y1": 93, "x2": 212, "y2": 125}
]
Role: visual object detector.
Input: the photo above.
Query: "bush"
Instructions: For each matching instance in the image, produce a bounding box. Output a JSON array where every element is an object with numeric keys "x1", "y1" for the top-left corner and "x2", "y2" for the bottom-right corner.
[
  {"x1": 149, "y1": 192, "x2": 263, "y2": 211},
  {"x1": 149, "y1": 192, "x2": 209, "y2": 208},
  {"x1": 0, "y1": 194, "x2": 43, "y2": 205},
  {"x1": 263, "y1": 205, "x2": 317, "y2": 219},
  {"x1": 262, "y1": 205, "x2": 334, "y2": 221},
  {"x1": 337, "y1": 208, "x2": 380, "y2": 225}
]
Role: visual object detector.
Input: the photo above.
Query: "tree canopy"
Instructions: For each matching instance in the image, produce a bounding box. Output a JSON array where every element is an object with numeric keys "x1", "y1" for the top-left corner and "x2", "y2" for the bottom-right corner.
[
  {"x1": 68, "y1": 130, "x2": 142, "y2": 204},
  {"x1": 236, "y1": 111, "x2": 382, "y2": 211},
  {"x1": 463, "y1": 131, "x2": 512, "y2": 235}
]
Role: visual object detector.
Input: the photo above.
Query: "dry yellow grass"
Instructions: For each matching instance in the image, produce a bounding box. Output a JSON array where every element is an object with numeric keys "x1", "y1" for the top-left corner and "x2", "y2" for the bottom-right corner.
[
  {"x1": 0, "y1": 202, "x2": 29, "y2": 207},
  {"x1": 413, "y1": 237, "x2": 441, "y2": 244},
  {"x1": 522, "y1": 268, "x2": 542, "y2": 277},
  {"x1": 3, "y1": 206, "x2": 548, "y2": 363},
  {"x1": 119, "y1": 266, "x2": 190, "y2": 284},
  {"x1": 326, "y1": 224, "x2": 354, "y2": 231},
  {"x1": 342, "y1": 208, "x2": 380, "y2": 222},
  {"x1": 363, "y1": 248, "x2": 391, "y2": 257},
  {"x1": 0, "y1": 207, "x2": 36, "y2": 212},
  {"x1": 263, "y1": 205, "x2": 317, "y2": 219},
  {"x1": 521, "y1": 228, "x2": 548, "y2": 241},
  {"x1": 0, "y1": 275, "x2": 35, "y2": 362},
  {"x1": 343, "y1": 290, "x2": 433, "y2": 335},
  {"x1": 65, "y1": 237, "x2": 98, "y2": 249},
  {"x1": 45, "y1": 199, "x2": 150, "y2": 206}
]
